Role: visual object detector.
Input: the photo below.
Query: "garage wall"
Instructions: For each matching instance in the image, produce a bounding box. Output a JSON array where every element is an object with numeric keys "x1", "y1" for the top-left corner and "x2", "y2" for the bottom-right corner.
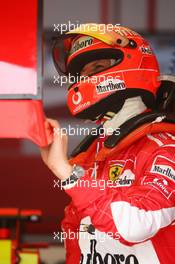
[{"x1": 44, "y1": 0, "x2": 175, "y2": 32}]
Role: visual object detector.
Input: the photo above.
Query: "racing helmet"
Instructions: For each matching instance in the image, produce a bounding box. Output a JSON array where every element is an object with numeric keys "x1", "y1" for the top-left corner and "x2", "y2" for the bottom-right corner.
[{"x1": 52, "y1": 24, "x2": 161, "y2": 120}]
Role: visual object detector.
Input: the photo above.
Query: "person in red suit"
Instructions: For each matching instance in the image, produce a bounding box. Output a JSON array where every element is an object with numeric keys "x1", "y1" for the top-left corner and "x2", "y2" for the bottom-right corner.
[{"x1": 40, "y1": 24, "x2": 175, "y2": 264}]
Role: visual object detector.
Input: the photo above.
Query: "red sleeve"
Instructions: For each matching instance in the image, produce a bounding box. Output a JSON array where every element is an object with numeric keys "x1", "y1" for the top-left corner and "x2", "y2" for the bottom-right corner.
[
  {"x1": 64, "y1": 146, "x2": 175, "y2": 245},
  {"x1": 61, "y1": 203, "x2": 81, "y2": 263}
]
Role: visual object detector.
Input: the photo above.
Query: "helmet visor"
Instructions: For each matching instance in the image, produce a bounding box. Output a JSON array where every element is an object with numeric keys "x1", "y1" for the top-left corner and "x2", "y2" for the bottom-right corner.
[{"x1": 52, "y1": 23, "x2": 130, "y2": 76}]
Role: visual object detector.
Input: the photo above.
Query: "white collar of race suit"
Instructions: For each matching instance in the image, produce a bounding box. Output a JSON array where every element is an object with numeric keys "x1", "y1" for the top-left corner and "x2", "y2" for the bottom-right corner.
[{"x1": 103, "y1": 96, "x2": 147, "y2": 135}]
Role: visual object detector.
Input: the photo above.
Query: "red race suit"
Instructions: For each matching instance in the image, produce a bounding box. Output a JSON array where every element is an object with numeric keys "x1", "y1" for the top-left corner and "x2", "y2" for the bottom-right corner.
[{"x1": 62, "y1": 132, "x2": 175, "y2": 264}]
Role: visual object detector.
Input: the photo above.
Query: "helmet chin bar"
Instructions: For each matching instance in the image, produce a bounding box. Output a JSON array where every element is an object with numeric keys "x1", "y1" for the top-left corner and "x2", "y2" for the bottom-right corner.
[{"x1": 69, "y1": 88, "x2": 155, "y2": 121}]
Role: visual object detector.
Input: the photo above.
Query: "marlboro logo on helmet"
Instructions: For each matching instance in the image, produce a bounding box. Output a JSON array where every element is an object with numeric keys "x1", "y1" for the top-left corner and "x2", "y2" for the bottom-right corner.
[
  {"x1": 96, "y1": 79, "x2": 126, "y2": 94},
  {"x1": 70, "y1": 36, "x2": 93, "y2": 55}
]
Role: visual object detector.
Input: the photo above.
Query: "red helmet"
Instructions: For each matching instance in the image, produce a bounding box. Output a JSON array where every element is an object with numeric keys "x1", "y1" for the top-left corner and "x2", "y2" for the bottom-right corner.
[{"x1": 52, "y1": 24, "x2": 160, "y2": 120}]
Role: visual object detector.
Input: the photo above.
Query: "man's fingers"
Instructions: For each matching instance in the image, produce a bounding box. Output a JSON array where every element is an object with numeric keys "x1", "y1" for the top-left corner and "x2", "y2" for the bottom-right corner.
[
  {"x1": 44, "y1": 118, "x2": 61, "y2": 143},
  {"x1": 46, "y1": 118, "x2": 60, "y2": 129},
  {"x1": 62, "y1": 134, "x2": 68, "y2": 155}
]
